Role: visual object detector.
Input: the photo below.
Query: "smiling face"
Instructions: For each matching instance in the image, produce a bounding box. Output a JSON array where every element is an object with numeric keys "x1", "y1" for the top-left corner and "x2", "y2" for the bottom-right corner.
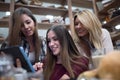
[
  {"x1": 47, "y1": 30, "x2": 61, "y2": 56},
  {"x1": 20, "y1": 14, "x2": 35, "y2": 37},
  {"x1": 74, "y1": 17, "x2": 88, "y2": 37}
]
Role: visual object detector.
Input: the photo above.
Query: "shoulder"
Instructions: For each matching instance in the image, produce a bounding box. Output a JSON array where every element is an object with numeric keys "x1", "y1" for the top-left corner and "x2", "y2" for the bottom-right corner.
[
  {"x1": 71, "y1": 56, "x2": 89, "y2": 77},
  {"x1": 72, "y1": 56, "x2": 89, "y2": 68},
  {"x1": 101, "y1": 28, "x2": 111, "y2": 38},
  {"x1": 101, "y1": 28, "x2": 110, "y2": 34},
  {"x1": 77, "y1": 56, "x2": 89, "y2": 65}
]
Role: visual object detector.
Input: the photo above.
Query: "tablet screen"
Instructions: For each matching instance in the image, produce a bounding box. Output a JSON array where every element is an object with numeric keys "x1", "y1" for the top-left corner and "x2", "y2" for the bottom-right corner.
[{"x1": 0, "y1": 46, "x2": 35, "y2": 72}]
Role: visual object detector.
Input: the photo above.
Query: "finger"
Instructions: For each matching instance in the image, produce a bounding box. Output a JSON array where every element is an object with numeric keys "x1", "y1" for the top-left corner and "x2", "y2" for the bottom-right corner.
[
  {"x1": 16, "y1": 58, "x2": 22, "y2": 68},
  {"x1": 38, "y1": 62, "x2": 43, "y2": 67},
  {"x1": 33, "y1": 64, "x2": 37, "y2": 70},
  {"x1": 33, "y1": 62, "x2": 43, "y2": 71}
]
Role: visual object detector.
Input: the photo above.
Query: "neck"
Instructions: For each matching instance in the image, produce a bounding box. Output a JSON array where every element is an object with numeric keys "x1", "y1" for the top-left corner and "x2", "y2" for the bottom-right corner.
[
  {"x1": 26, "y1": 36, "x2": 33, "y2": 43},
  {"x1": 26, "y1": 36, "x2": 34, "y2": 52},
  {"x1": 82, "y1": 34, "x2": 89, "y2": 40},
  {"x1": 57, "y1": 55, "x2": 61, "y2": 64}
]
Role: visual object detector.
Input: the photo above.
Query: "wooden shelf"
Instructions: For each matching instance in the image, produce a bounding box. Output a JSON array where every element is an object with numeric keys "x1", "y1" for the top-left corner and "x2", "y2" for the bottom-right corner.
[
  {"x1": 0, "y1": 2, "x2": 10, "y2": 12},
  {"x1": 93, "y1": 0, "x2": 120, "y2": 42},
  {"x1": 39, "y1": 0, "x2": 93, "y2": 9},
  {"x1": 0, "y1": 18, "x2": 69, "y2": 29},
  {"x1": 15, "y1": 3, "x2": 69, "y2": 17},
  {"x1": 98, "y1": 0, "x2": 120, "y2": 16},
  {"x1": 0, "y1": 18, "x2": 9, "y2": 27},
  {"x1": 0, "y1": 37, "x2": 5, "y2": 43},
  {"x1": 0, "y1": 2, "x2": 77, "y2": 17},
  {"x1": 38, "y1": 23, "x2": 69, "y2": 29},
  {"x1": 111, "y1": 31, "x2": 120, "y2": 41},
  {"x1": 103, "y1": 15, "x2": 120, "y2": 28},
  {"x1": 71, "y1": 0, "x2": 93, "y2": 8},
  {"x1": 0, "y1": 2, "x2": 75, "y2": 29}
]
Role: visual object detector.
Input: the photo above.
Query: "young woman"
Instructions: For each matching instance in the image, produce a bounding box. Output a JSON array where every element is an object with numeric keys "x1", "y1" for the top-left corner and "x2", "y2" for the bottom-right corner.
[
  {"x1": 1, "y1": 7, "x2": 46, "y2": 65},
  {"x1": 72, "y1": 10, "x2": 114, "y2": 57},
  {"x1": 34, "y1": 25, "x2": 89, "y2": 80}
]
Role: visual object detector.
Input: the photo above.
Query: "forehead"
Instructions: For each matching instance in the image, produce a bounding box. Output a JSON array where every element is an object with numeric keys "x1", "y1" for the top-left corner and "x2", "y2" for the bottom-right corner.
[
  {"x1": 47, "y1": 30, "x2": 56, "y2": 38},
  {"x1": 74, "y1": 16, "x2": 80, "y2": 22},
  {"x1": 21, "y1": 14, "x2": 30, "y2": 19},
  {"x1": 20, "y1": 14, "x2": 33, "y2": 23}
]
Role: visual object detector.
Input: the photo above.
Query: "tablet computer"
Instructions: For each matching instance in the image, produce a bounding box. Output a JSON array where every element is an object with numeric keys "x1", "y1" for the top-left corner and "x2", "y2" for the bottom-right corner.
[{"x1": 0, "y1": 46, "x2": 35, "y2": 73}]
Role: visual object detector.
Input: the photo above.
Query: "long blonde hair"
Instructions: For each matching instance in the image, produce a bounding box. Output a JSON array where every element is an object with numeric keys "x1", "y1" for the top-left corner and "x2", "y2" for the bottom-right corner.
[{"x1": 73, "y1": 10, "x2": 102, "y2": 49}]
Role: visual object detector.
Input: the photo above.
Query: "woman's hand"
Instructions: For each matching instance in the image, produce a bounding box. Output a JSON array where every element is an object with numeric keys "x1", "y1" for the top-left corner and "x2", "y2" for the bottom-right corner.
[
  {"x1": 59, "y1": 74, "x2": 70, "y2": 80},
  {"x1": 33, "y1": 62, "x2": 43, "y2": 72}
]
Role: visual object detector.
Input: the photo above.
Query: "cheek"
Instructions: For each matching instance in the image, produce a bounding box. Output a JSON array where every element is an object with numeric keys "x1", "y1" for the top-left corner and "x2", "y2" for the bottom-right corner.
[
  {"x1": 58, "y1": 44, "x2": 61, "y2": 51},
  {"x1": 58, "y1": 47, "x2": 61, "y2": 53},
  {"x1": 48, "y1": 43, "x2": 51, "y2": 48},
  {"x1": 31, "y1": 24, "x2": 35, "y2": 30},
  {"x1": 78, "y1": 30, "x2": 88, "y2": 37},
  {"x1": 83, "y1": 30, "x2": 88, "y2": 34}
]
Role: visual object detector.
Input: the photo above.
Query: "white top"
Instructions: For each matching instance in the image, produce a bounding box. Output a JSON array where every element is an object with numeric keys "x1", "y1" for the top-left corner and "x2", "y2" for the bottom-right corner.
[
  {"x1": 101, "y1": 28, "x2": 114, "y2": 53},
  {"x1": 28, "y1": 51, "x2": 35, "y2": 63},
  {"x1": 75, "y1": 28, "x2": 114, "y2": 56}
]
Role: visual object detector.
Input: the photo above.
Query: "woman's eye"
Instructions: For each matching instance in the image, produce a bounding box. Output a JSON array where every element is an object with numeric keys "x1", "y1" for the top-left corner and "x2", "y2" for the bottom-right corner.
[
  {"x1": 26, "y1": 21, "x2": 30, "y2": 24},
  {"x1": 74, "y1": 23, "x2": 78, "y2": 26},
  {"x1": 74, "y1": 22, "x2": 79, "y2": 25},
  {"x1": 53, "y1": 37, "x2": 58, "y2": 41}
]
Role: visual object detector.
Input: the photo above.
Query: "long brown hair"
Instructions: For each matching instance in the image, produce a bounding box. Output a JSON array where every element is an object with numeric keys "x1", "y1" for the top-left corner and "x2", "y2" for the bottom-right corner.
[
  {"x1": 44, "y1": 25, "x2": 87, "y2": 80},
  {"x1": 8, "y1": 7, "x2": 42, "y2": 62}
]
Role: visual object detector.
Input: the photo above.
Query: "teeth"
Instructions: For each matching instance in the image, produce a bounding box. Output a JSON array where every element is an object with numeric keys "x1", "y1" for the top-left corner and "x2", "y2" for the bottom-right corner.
[{"x1": 78, "y1": 30, "x2": 84, "y2": 33}]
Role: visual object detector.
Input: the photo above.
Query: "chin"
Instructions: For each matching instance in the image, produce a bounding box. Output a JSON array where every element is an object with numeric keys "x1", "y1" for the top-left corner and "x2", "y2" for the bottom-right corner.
[
  {"x1": 53, "y1": 52, "x2": 59, "y2": 56},
  {"x1": 26, "y1": 34, "x2": 33, "y2": 37}
]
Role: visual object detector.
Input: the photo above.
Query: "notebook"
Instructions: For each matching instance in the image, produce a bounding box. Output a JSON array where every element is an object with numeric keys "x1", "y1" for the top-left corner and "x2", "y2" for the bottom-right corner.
[{"x1": 0, "y1": 46, "x2": 35, "y2": 72}]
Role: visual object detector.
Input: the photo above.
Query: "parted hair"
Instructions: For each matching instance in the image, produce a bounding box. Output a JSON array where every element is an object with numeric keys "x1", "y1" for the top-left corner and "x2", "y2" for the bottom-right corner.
[
  {"x1": 73, "y1": 10, "x2": 102, "y2": 49},
  {"x1": 8, "y1": 7, "x2": 41, "y2": 62},
  {"x1": 44, "y1": 25, "x2": 87, "y2": 80}
]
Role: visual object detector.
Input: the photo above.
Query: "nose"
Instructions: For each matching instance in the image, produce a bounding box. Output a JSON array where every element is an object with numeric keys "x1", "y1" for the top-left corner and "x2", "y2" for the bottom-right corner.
[
  {"x1": 76, "y1": 23, "x2": 82, "y2": 28},
  {"x1": 24, "y1": 24, "x2": 29, "y2": 29},
  {"x1": 49, "y1": 40, "x2": 55, "y2": 46}
]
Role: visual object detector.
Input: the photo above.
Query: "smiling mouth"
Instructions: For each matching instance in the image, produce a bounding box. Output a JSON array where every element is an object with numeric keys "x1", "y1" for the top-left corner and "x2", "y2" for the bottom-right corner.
[
  {"x1": 77, "y1": 30, "x2": 84, "y2": 33},
  {"x1": 26, "y1": 30, "x2": 31, "y2": 34},
  {"x1": 51, "y1": 47, "x2": 58, "y2": 52}
]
